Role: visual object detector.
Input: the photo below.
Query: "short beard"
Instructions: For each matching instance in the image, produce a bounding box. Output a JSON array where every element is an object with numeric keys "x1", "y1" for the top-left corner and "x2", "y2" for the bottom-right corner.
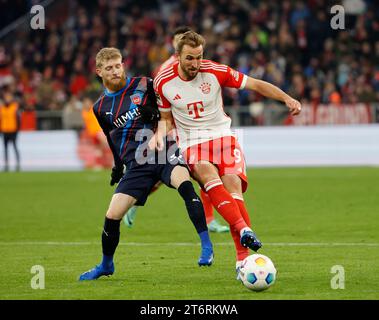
[
  {"x1": 183, "y1": 68, "x2": 197, "y2": 80},
  {"x1": 103, "y1": 72, "x2": 126, "y2": 92}
]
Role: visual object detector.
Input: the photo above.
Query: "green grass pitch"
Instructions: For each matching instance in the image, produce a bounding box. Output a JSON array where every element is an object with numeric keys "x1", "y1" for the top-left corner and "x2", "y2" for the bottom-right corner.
[{"x1": 0, "y1": 167, "x2": 378, "y2": 300}]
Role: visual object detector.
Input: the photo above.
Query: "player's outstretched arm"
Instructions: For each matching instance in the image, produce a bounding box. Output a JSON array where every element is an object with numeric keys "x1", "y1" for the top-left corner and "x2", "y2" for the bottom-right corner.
[
  {"x1": 148, "y1": 111, "x2": 175, "y2": 151},
  {"x1": 245, "y1": 77, "x2": 302, "y2": 116}
]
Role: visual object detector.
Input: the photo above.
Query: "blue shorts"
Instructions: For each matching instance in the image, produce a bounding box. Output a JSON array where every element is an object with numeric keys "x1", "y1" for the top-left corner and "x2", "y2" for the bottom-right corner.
[{"x1": 115, "y1": 162, "x2": 183, "y2": 206}]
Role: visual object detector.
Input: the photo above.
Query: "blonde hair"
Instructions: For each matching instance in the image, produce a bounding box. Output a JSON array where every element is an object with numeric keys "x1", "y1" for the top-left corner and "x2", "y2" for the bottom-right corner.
[
  {"x1": 176, "y1": 31, "x2": 205, "y2": 54},
  {"x1": 96, "y1": 47, "x2": 122, "y2": 68}
]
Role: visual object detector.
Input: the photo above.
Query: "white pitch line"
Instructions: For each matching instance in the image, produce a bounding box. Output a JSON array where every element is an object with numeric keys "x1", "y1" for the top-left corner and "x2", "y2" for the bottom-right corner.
[{"x1": 0, "y1": 241, "x2": 378, "y2": 247}]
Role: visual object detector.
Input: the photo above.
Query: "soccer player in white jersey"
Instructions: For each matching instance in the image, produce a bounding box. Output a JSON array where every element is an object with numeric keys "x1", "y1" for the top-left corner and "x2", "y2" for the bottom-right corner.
[
  {"x1": 150, "y1": 31, "x2": 301, "y2": 277},
  {"x1": 159, "y1": 27, "x2": 229, "y2": 233},
  {"x1": 125, "y1": 26, "x2": 229, "y2": 233}
]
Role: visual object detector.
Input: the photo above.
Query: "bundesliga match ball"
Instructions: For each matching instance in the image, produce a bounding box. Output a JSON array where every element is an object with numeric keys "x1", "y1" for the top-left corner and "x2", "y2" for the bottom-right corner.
[{"x1": 239, "y1": 254, "x2": 277, "y2": 292}]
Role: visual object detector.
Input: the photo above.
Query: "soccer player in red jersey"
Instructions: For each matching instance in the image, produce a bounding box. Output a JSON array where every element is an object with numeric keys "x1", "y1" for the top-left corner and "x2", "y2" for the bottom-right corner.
[{"x1": 150, "y1": 31, "x2": 301, "y2": 277}]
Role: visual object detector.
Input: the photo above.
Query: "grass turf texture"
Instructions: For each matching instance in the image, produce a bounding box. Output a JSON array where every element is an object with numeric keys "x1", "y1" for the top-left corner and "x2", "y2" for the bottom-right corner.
[{"x1": 0, "y1": 167, "x2": 378, "y2": 300}]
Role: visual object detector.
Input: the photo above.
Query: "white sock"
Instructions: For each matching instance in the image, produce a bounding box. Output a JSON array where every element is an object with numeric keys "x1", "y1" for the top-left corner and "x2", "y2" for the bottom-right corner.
[{"x1": 236, "y1": 260, "x2": 243, "y2": 269}]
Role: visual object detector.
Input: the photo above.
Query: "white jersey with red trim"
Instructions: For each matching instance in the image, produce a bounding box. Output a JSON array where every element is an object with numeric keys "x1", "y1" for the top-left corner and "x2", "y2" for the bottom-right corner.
[{"x1": 154, "y1": 59, "x2": 247, "y2": 151}]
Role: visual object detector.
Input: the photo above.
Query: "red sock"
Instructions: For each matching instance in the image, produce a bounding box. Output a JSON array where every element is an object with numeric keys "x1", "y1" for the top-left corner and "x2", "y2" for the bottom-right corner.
[
  {"x1": 204, "y1": 179, "x2": 248, "y2": 232},
  {"x1": 200, "y1": 189, "x2": 214, "y2": 224},
  {"x1": 231, "y1": 193, "x2": 251, "y2": 227},
  {"x1": 230, "y1": 193, "x2": 251, "y2": 261},
  {"x1": 230, "y1": 228, "x2": 249, "y2": 261}
]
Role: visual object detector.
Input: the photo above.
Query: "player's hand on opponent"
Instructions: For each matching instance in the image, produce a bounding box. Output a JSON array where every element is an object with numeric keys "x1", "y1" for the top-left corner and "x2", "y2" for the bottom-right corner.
[
  {"x1": 284, "y1": 97, "x2": 302, "y2": 116},
  {"x1": 148, "y1": 133, "x2": 164, "y2": 152},
  {"x1": 148, "y1": 133, "x2": 157, "y2": 151},
  {"x1": 156, "y1": 134, "x2": 165, "y2": 151},
  {"x1": 110, "y1": 165, "x2": 124, "y2": 186}
]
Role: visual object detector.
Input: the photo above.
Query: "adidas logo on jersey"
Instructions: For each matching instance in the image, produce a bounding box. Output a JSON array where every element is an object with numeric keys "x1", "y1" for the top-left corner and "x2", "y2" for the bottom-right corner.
[{"x1": 173, "y1": 94, "x2": 181, "y2": 100}]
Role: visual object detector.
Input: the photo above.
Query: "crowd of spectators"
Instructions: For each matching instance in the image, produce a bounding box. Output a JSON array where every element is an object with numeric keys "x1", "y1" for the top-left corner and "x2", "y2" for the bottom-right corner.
[{"x1": 0, "y1": 0, "x2": 378, "y2": 123}]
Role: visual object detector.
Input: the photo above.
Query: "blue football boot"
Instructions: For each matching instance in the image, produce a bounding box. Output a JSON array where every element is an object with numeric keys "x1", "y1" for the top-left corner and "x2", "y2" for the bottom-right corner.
[
  {"x1": 240, "y1": 229, "x2": 262, "y2": 252},
  {"x1": 79, "y1": 263, "x2": 114, "y2": 281},
  {"x1": 198, "y1": 247, "x2": 214, "y2": 266}
]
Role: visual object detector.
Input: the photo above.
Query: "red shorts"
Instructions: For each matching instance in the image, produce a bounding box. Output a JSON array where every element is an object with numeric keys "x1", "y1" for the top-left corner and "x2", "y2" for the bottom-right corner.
[{"x1": 183, "y1": 136, "x2": 248, "y2": 193}]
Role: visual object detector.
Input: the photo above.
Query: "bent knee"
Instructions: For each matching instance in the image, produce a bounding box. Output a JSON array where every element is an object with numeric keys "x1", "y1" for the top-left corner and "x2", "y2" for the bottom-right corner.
[
  {"x1": 106, "y1": 193, "x2": 136, "y2": 220},
  {"x1": 106, "y1": 208, "x2": 124, "y2": 220},
  {"x1": 170, "y1": 166, "x2": 191, "y2": 188}
]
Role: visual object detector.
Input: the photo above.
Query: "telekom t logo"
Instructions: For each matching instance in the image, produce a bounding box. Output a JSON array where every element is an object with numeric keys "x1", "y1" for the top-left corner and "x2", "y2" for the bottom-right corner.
[{"x1": 187, "y1": 101, "x2": 204, "y2": 119}]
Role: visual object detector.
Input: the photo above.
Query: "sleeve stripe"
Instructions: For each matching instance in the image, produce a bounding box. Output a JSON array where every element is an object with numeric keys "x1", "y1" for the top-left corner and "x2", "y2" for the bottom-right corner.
[
  {"x1": 154, "y1": 66, "x2": 175, "y2": 85},
  {"x1": 154, "y1": 69, "x2": 173, "y2": 85},
  {"x1": 240, "y1": 74, "x2": 247, "y2": 89},
  {"x1": 200, "y1": 64, "x2": 228, "y2": 72},
  {"x1": 154, "y1": 72, "x2": 174, "y2": 89},
  {"x1": 200, "y1": 62, "x2": 228, "y2": 69},
  {"x1": 200, "y1": 61, "x2": 228, "y2": 70}
]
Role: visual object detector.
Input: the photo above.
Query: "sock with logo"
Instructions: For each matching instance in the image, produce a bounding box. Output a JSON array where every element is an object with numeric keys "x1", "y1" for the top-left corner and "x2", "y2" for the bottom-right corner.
[
  {"x1": 204, "y1": 179, "x2": 248, "y2": 232},
  {"x1": 178, "y1": 181, "x2": 208, "y2": 234},
  {"x1": 231, "y1": 194, "x2": 251, "y2": 226},
  {"x1": 101, "y1": 217, "x2": 121, "y2": 268},
  {"x1": 230, "y1": 193, "x2": 251, "y2": 261}
]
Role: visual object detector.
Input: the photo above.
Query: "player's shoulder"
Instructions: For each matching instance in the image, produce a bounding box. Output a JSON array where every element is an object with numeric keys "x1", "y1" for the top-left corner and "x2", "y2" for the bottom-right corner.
[
  {"x1": 154, "y1": 62, "x2": 178, "y2": 89},
  {"x1": 200, "y1": 59, "x2": 229, "y2": 73},
  {"x1": 158, "y1": 55, "x2": 177, "y2": 73},
  {"x1": 158, "y1": 57, "x2": 178, "y2": 74},
  {"x1": 92, "y1": 93, "x2": 106, "y2": 115},
  {"x1": 93, "y1": 93, "x2": 105, "y2": 109},
  {"x1": 127, "y1": 76, "x2": 154, "y2": 93},
  {"x1": 130, "y1": 76, "x2": 152, "y2": 85}
]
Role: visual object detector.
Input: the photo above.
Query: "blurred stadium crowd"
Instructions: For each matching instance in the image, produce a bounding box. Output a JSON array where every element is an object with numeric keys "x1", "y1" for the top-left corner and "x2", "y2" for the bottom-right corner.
[{"x1": 0, "y1": 0, "x2": 378, "y2": 120}]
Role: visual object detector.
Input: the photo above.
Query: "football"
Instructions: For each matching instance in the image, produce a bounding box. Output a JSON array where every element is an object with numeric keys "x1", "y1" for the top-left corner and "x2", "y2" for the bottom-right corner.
[{"x1": 239, "y1": 254, "x2": 277, "y2": 291}]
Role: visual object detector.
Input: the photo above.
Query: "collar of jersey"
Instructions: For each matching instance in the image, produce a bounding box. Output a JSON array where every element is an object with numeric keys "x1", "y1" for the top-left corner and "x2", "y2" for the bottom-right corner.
[{"x1": 104, "y1": 79, "x2": 130, "y2": 97}]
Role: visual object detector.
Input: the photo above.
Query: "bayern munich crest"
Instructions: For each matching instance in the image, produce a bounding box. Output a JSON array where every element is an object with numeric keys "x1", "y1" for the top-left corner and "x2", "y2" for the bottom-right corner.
[{"x1": 200, "y1": 82, "x2": 211, "y2": 94}]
